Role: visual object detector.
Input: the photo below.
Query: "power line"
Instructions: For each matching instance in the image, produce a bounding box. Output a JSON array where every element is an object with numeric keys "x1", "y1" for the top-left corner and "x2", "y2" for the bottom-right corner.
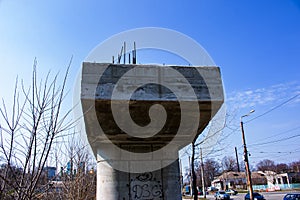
[
  {"x1": 250, "y1": 125, "x2": 300, "y2": 143},
  {"x1": 198, "y1": 94, "x2": 300, "y2": 164},
  {"x1": 249, "y1": 143, "x2": 299, "y2": 150},
  {"x1": 252, "y1": 148, "x2": 300, "y2": 154},
  {"x1": 249, "y1": 148, "x2": 300, "y2": 161},
  {"x1": 225, "y1": 95, "x2": 300, "y2": 150},
  {"x1": 248, "y1": 133, "x2": 300, "y2": 147},
  {"x1": 245, "y1": 93, "x2": 300, "y2": 123}
]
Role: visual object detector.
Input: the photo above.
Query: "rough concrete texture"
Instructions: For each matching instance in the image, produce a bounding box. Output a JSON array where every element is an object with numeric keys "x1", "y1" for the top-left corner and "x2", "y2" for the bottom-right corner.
[
  {"x1": 81, "y1": 63, "x2": 223, "y2": 153},
  {"x1": 97, "y1": 159, "x2": 181, "y2": 200},
  {"x1": 80, "y1": 63, "x2": 224, "y2": 199}
]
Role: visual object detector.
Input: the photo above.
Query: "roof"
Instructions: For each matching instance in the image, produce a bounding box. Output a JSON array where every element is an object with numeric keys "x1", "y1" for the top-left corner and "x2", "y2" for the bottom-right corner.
[{"x1": 216, "y1": 171, "x2": 266, "y2": 180}]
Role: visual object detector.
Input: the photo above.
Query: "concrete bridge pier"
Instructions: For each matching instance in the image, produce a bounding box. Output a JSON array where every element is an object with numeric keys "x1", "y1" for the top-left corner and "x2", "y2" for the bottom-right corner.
[{"x1": 80, "y1": 63, "x2": 224, "y2": 200}]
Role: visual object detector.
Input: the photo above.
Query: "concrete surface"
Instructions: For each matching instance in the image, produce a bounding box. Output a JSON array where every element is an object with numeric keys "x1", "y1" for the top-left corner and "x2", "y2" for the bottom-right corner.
[{"x1": 81, "y1": 63, "x2": 224, "y2": 200}]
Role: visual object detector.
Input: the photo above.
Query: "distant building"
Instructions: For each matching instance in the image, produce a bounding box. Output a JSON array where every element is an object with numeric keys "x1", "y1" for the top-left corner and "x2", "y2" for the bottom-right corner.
[
  {"x1": 65, "y1": 161, "x2": 86, "y2": 175},
  {"x1": 259, "y1": 171, "x2": 300, "y2": 190},
  {"x1": 43, "y1": 166, "x2": 56, "y2": 180},
  {"x1": 211, "y1": 171, "x2": 267, "y2": 190},
  {"x1": 211, "y1": 171, "x2": 300, "y2": 191}
]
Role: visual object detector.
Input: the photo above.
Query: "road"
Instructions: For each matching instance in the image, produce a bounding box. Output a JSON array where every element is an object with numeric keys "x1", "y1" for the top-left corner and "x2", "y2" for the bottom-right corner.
[
  {"x1": 225, "y1": 192, "x2": 285, "y2": 200},
  {"x1": 184, "y1": 191, "x2": 292, "y2": 200}
]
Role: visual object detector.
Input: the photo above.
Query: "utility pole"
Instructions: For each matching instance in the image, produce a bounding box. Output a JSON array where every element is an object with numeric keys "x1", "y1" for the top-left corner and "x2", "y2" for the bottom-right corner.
[
  {"x1": 200, "y1": 148, "x2": 206, "y2": 198},
  {"x1": 189, "y1": 156, "x2": 192, "y2": 196},
  {"x1": 240, "y1": 110, "x2": 255, "y2": 200},
  {"x1": 179, "y1": 159, "x2": 183, "y2": 189},
  {"x1": 235, "y1": 147, "x2": 240, "y2": 172}
]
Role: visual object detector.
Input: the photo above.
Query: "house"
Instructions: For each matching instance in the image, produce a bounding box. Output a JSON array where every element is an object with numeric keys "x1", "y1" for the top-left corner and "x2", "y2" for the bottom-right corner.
[
  {"x1": 211, "y1": 171, "x2": 300, "y2": 191},
  {"x1": 211, "y1": 171, "x2": 267, "y2": 190},
  {"x1": 258, "y1": 171, "x2": 300, "y2": 190}
]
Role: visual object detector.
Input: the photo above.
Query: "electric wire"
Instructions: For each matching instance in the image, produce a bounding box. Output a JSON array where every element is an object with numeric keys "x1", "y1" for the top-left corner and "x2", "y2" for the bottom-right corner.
[
  {"x1": 248, "y1": 133, "x2": 300, "y2": 147},
  {"x1": 245, "y1": 93, "x2": 300, "y2": 123},
  {"x1": 251, "y1": 125, "x2": 300, "y2": 143}
]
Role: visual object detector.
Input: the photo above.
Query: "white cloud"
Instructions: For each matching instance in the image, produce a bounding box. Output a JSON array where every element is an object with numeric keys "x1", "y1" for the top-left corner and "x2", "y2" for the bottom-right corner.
[{"x1": 226, "y1": 81, "x2": 300, "y2": 109}]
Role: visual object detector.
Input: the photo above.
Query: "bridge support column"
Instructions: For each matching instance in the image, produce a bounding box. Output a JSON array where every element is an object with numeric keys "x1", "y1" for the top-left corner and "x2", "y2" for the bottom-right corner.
[{"x1": 96, "y1": 158, "x2": 181, "y2": 200}]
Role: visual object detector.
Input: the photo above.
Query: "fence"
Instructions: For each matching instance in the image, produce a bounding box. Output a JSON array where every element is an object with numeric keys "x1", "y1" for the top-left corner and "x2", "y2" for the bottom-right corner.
[{"x1": 253, "y1": 184, "x2": 300, "y2": 191}]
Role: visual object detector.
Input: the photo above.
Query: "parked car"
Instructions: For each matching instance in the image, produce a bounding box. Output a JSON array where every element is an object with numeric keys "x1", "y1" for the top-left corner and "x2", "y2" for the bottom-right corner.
[
  {"x1": 198, "y1": 190, "x2": 203, "y2": 195},
  {"x1": 215, "y1": 190, "x2": 230, "y2": 200},
  {"x1": 283, "y1": 193, "x2": 300, "y2": 200},
  {"x1": 226, "y1": 189, "x2": 238, "y2": 195},
  {"x1": 244, "y1": 192, "x2": 265, "y2": 200},
  {"x1": 208, "y1": 186, "x2": 218, "y2": 192},
  {"x1": 198, "y1": 189, "x2": 208, "y2": 195}
]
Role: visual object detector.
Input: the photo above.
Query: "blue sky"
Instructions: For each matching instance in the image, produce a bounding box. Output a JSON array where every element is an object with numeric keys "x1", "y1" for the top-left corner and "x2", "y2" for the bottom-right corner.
[{"x1": 1, "y1": 0, "x2": 300, "y2": 168}]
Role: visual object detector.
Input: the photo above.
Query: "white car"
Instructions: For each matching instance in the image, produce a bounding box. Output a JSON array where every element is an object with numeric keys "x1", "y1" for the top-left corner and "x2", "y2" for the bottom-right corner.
[{"x1": 226, "y1": 189, "x2": 238, "y2": 195}]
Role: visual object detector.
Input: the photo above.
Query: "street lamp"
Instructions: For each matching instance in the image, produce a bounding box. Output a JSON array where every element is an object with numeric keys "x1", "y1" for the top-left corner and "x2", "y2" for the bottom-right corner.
[{"x1": 240, "y1": 110, "x2": 255, "y2": 200}]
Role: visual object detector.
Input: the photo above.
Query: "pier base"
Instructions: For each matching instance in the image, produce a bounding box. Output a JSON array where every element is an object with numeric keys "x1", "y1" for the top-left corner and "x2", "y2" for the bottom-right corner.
[{"x1": 96, "y1": 159, "x2": 182, "y2": 200}]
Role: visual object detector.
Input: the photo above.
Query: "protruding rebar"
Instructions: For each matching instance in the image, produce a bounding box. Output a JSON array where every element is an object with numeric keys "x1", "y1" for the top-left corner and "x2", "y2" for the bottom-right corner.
[
  {"x1": 123, "y1": 42, "x2": 126, "y2": 64},
  {"x1": 133, "y1": 41, "x2": 136, "y2": 64}
]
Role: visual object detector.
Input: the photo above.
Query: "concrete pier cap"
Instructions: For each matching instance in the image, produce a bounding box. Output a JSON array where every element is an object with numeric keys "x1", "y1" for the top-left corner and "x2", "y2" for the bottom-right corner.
[{"x1": 74, "y1": 27, "x2": 225, "y2": 200}]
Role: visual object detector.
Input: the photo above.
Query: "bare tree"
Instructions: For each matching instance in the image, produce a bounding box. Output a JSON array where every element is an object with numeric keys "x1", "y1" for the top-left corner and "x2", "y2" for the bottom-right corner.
[
  {"x1": 191, "y1": 140, "x2": 198, "y2": 200},
  {"x1": 187, "y1": 105, "x2": 227, "y2": 200},
  {"x1": 276, "y1": 163, "x2": 289, "y2": 173},
  {"x1": 221, "y1": 156, "x2": 237, "y2": 172},
  {"x1": 197, "y1": 158, "x2": 221, "y2": 187},
  {"x1": 30, "y1": 132, "x2": 97, "y2": 200},
  {"x1": 0, "y1": 60, "x2": 73, "y2": 199},
  {"x1": 256, "y1": 159, "x2": 276, "y2": 172},
  {"x1": 59, "y1": 134, "x2": 96, "y2": 200},
  {"x1": 290, "y1": 160, "x2": 300, "y2": 173}
]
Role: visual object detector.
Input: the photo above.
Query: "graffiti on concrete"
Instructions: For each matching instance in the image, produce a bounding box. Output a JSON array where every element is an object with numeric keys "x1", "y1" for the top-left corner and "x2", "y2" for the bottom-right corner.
[{"x1": 129, "y1": 172, "x2": 162, "y2": 200}]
